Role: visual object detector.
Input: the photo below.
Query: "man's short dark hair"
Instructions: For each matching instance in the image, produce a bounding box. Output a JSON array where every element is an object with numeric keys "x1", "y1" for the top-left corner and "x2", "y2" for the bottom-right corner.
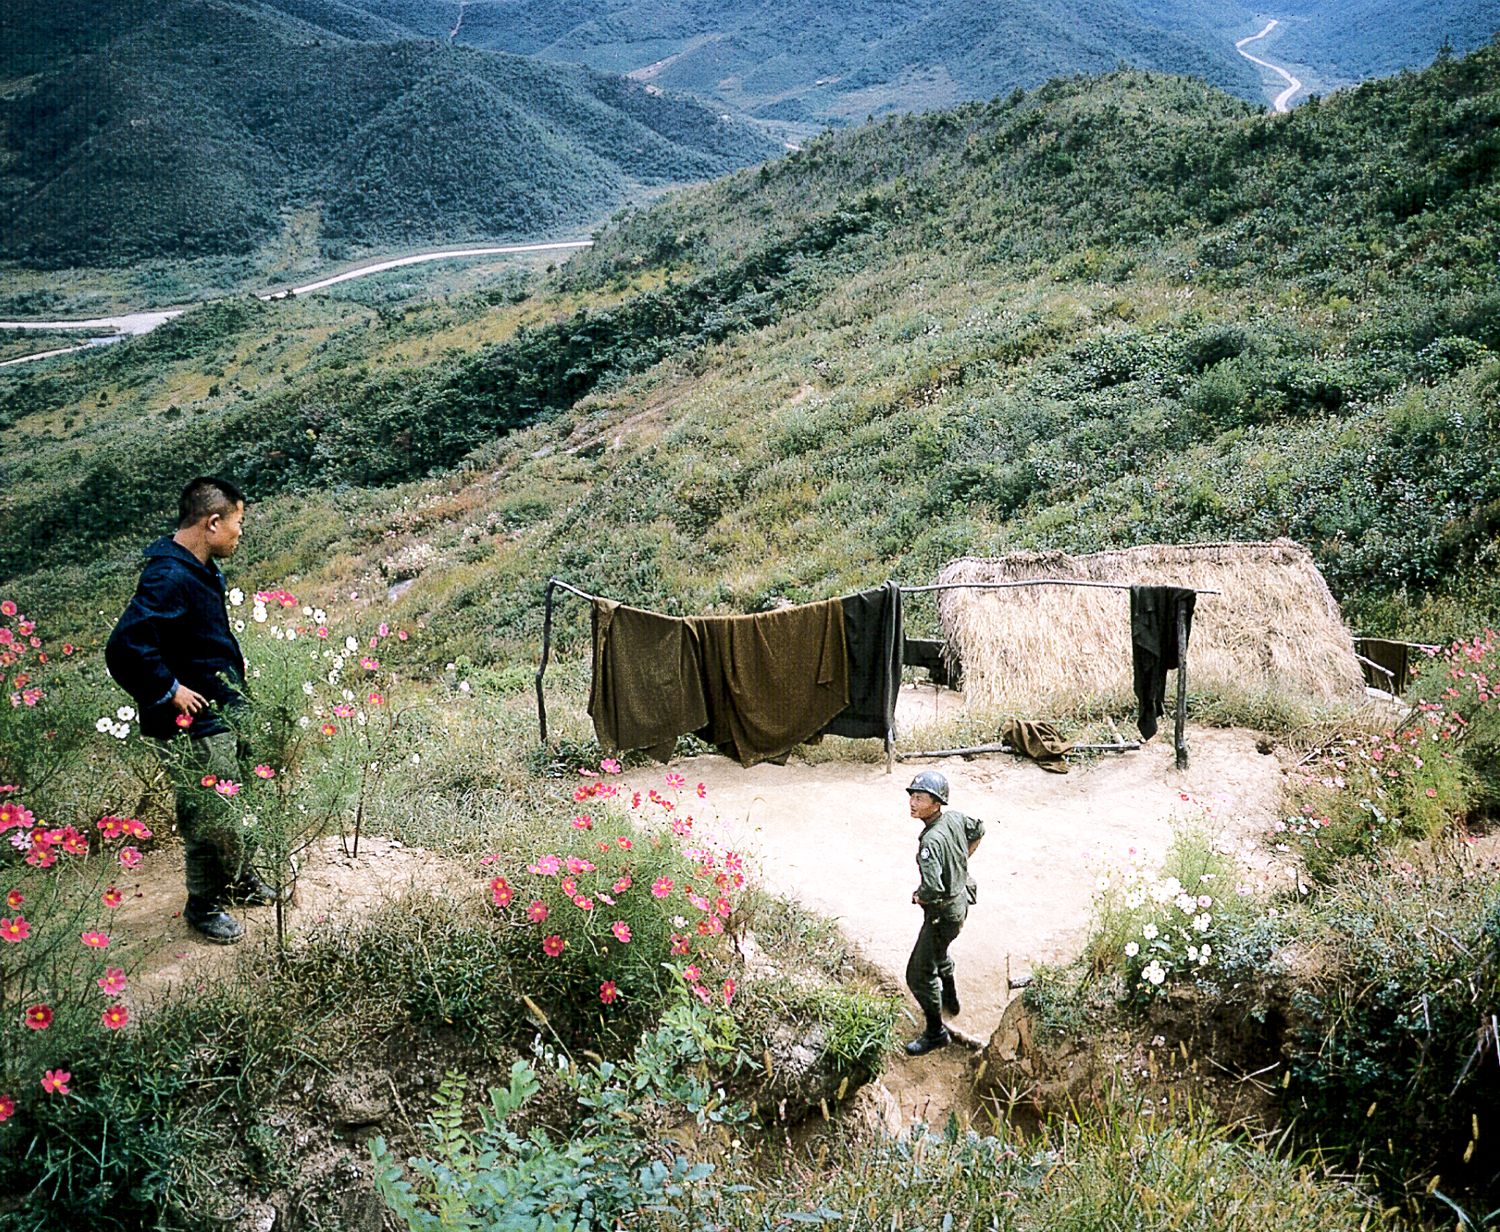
[{"x1": 177, "y1": 477, "x2": 245, "y2": 529}]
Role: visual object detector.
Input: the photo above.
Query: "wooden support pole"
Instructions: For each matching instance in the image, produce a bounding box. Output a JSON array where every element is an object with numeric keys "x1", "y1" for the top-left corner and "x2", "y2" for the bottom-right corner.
[
  {"x1": 1174, "y1": 599, "x2": 1189, "y2": 771},
  {"x1": 535, "y1": 579, "x2": 557, "y2": 743},
  {"x1": 899, "y1": 740, "x2": 1139, "y2": 760}
]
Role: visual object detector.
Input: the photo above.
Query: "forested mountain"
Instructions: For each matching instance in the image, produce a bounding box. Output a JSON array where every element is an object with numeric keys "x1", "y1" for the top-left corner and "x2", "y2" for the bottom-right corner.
[
  {"x1": 0, "y1": 0, "x2": 779, "y2": 268},
  {"x1": 322, "y1": 0, "x2": 1495, "y2": 122},
  {"x1": 1, "y1": 44, "x2": 1497, "y2": 653}
]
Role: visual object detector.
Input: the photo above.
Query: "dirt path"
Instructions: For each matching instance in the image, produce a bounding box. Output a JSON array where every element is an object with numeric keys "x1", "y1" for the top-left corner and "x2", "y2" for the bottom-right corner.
[{"x1": 681, "y1": 696, "x2": 1290, "y2": 1121}]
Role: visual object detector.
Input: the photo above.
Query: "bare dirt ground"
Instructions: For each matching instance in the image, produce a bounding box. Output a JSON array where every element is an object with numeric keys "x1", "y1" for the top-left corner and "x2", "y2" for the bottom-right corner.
[{"x1": 683, "y1": 686, "x2": 1293, "y2": 1126}]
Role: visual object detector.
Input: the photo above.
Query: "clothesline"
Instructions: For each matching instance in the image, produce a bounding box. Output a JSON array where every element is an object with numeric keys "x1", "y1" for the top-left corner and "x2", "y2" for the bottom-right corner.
[{"x1": 536, "y1": 576, "x2": 1205, "y2": 770}]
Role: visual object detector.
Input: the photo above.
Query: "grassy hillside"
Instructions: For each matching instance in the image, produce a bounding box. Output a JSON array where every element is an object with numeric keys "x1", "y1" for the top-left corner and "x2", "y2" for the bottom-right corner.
[
  {"x1": 1266, "y1": 0, "x2": 1496, "y2": 89},
  {"x1": 1, "y1": 46, "x2": 1497, "y2": 667},
  {"x1": 0, "y1": 0, "x2": 779, "y2": 270}
]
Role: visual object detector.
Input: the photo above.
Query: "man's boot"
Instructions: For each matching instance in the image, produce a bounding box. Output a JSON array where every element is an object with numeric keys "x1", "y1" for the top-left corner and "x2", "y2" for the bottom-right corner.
[
  {"x1": 226, "y1": 872, "x2": 290, "y2": 907},
  {"x1": 905, "y1": 1010, "x2": 951, "y2": 1056},
  {"x1": 941, "y1": 975, "x2": 961, "y2": 1017},
  {"x1": 184, "y1": 896, "x2": 245, "y2": 945}
]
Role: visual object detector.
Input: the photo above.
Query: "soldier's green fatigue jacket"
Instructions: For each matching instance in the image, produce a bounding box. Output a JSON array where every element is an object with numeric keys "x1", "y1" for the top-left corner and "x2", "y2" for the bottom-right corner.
[{"x1": 915, "y1": 809, "x2": 984, "y2": 924}]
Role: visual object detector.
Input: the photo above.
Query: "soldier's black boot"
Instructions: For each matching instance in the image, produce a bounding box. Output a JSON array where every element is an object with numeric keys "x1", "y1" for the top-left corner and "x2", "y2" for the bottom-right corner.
[
  {"x1": 184, "y1": 895, "x2": 245, "y2": 945},
  {"x1": 226, "y1": 873, "x2": 290, "y2": 907},
  {"x1": 941, "y1": 976, "x2": 961, "y2": 1017},
  {"x1": 905, "y1": 1010, "x2": 951, "y2": 1056}
]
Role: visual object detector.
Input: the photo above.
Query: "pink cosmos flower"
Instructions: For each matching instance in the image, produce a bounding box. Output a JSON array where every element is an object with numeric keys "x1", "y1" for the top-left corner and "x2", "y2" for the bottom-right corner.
[
  {"x1": 0, "y1": 916, "x2": 28, "y2": 942},
  {"x1": 529, "y1": 855, "x2": 562, "y2": 877},
  {"x1": 102, "y1": 1004, "x2": 129, "y2": 1030},
  {"x1": 489, "y1": 878, "x2": 514, "y2": 907},
  {"x1": 81, "y1": 931, "x2": 110, "y2": 949},
  {"x1": 98, "y1": 968, "x2": 127, "y2": 995},
  {"x1": 526, "y1": 900, "x2": 549, "y2": 924},
  {"x1": 560, "y1": 876, "x2": 577, "y2": 896},
  {"x1": 24, "y1": 1004, "x2": 52, "y2": 1030},
  {"x1": 253, "y1": 765, "x2": 275, "y2": 779},
  {"x1": 696, "y1": 783, "x2": 707, "y2": 799},
  {"x1": 600, "y1": 758, "x2": 621, "y2": 774},
  {"x1": 317, "y1": 627, "x2": 330, "y2": 639},
  {"x1": 359, "y1": 657, "x2": 379, "y2": 671},
  {"x1": 0, "y1": 601, "x2": 14, "y2": 617},
  {"x1": 691, "y1": 983, "x2": 712, "y2": 1006},
  {"x1": 321, "y1": 723, "x2": 338, "y2": 736},
  {"x1": 670, "y1": 933, "x2": 691, "y2": 956},
  {"x1": 565, "y1": 856, "x2": 595, "y2": 875},
  {"x1": 119, "y1": 846, "x2": 142, "y2": 869},
  {"x1": 684, "y1": 964, "x2": 701, "y2": 981},
  {"x1": 397, "y1": 630, "x2": 409, "y2": 641},
  {"x1": 651, "y1": 877, "x2": 674, "y2": 899},
  {"x1": 175, "y1": 713, "x2": 194, "y2": 729},
  {"x1": 0, "y1": 802, "x2": 35, "y2": 832},
  {"x1": 378, "y1": 623, "x2": 389, "y2": 638},
  {"x1": 332, "y1": 704, "x2": 354, "y2": 718},
  {"x1": 722, "y1": 978, "x2": 736, "y2": 1006},
  {"x1": 616, "y1": 837, "x2": 632, "y2": 851},
  {"x1": 214, "y1": 780, "x2": 240, "y2": 798},
  {"x1": 612, "y1": 876, "x2": 631, "y2": 894},
  {"x1": 41, "y1": 1070, "x2": 70, "y2": 1095},
  {"x1": 0, "y1": 1093, "x2": 13, "y2": 1122},
  {"x1": 611, "y1": 921, "x2": 632, "y2": 943},
  {"x1": 200, "y1": 775, "x2": 217, "y2": 788},
  {"x1": 573, "y1": 896, "x2": 594, "y2": 912},
  {"x1": 572, "y1": 814, "x2": 594, "y2": 831},
  {"x1": 4, "y1": 889, "x2": 21, "y2": 908},
  {"x1": 101, "y1": 887, "x2": 123, "y2": 909},
  {"x1": 598, "y1": 892, "x2": 615, "y2": 906},
  {"x1": 542, "y1": 934, "x2": 565, "y2": 958},
  {"x1": 672, "y1": 817, "x2": 693, "y2": 837},
  {"x1": 664, "y1": 773, "x2": 686, "y2": 790},
  {"x1": 600, "y1": 980, "x2": 618, "y2": 1005}
]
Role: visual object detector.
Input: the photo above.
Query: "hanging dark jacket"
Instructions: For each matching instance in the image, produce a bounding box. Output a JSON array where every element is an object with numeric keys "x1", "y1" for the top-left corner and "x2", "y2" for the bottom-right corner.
[
  {"x1": 105, "y1": 537, "x2": 245, "y2": 740},
  {"x1": 1130, "y1": 585, "x2": 1196, "y2": 741}
]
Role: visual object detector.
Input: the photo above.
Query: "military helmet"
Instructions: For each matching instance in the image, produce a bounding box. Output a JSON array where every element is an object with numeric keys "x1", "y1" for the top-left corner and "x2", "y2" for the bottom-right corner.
[{"x1": 905, "y1": 770, "x2": 949, "y2": 805}]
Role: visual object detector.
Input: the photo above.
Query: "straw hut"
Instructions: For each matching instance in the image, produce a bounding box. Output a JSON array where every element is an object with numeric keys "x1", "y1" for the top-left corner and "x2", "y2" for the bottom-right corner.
[{"x1": 936, "y1": 539, "x2": 1365, "y2": 713}]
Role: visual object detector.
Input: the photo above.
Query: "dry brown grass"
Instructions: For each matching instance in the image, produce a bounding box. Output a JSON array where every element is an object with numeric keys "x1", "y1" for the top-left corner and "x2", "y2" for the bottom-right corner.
[{"x1": 937, "y1": 538, "x2": 1365, "y2": 713}]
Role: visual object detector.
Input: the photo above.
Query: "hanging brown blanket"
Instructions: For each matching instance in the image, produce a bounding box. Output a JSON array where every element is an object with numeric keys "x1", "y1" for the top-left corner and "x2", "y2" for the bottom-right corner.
[
  {"x1": 589, "y1": 600, "x2": 709, "y2": 761},
  {"x1": 1000, "y1": 718, "x2": 1073, "y2": 774}
]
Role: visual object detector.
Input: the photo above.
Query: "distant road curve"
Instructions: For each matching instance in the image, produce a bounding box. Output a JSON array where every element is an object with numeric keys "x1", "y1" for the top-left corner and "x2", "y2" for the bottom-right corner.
[
  {"x1": 1235, "y1": 19, "x2": 1303, "y2": 113},
  {"x1": 0, "y1": 239, "x2": 594, "y2": 368}
]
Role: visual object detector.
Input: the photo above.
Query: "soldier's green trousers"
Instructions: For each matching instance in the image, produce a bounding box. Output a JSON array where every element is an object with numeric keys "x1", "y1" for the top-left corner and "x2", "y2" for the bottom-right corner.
[
  {"x1": 158, "y1": 730, "x2": 256, "y2": 900},
  {"x1": 905, "y1": 915, "x2": 962, "y2": 1017}
]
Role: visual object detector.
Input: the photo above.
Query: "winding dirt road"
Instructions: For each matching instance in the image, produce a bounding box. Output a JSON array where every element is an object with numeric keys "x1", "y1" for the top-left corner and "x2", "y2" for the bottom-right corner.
[
  {"x1": 1236, "y1": 19, "x2": 1303, "y2": 113},
  {"x1": 0, "y1": 240, "x2": 593, "y2": 368}
]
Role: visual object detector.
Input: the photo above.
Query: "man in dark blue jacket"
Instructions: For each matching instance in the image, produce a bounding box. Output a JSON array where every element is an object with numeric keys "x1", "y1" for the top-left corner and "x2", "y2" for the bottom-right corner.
[{"x1": 106, "y1": 477, "x2": 276, "y2": 944}]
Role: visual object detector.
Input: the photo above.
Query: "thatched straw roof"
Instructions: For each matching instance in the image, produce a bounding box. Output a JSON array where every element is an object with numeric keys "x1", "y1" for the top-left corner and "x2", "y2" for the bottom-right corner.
[{"x1": 936, "y1": 539, "x2": 1365, "y2": 713}]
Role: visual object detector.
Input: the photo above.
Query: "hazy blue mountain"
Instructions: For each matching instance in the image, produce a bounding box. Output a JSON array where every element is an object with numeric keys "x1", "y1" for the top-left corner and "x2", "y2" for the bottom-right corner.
[{"x1": 0, "y1": 0, "x2": 780, "y2": 268}]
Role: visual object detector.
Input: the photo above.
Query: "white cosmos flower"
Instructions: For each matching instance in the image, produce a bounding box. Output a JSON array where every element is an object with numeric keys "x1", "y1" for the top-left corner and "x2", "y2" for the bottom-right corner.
[
  {"x1": 1124, "y1": 890, "x2": 1144, "y2": 909},
  {"x1": 1143, "y1": 961, "x2": 1166, "y2": 986},
  {"x1": 286, "y1": 628, "x2": 297, "y2": 641},
  {"x1": 342, "y1": 689, "x2": 354, "y2": 701},
  {"x1": 1142, "y1": 923, "x2": 1159, "y2": 940},
  {"x1": 1175, "y1": 893, "x2": 1197, "y2": 914},
  {"x1": 458, "y1": 681, "x2": 471, "y2": 693},
  {"x1": 116, "y1": 705, "x2": 136, "y2": 721},
  {"x1": 356, "y1": 712, "x2": 367, "y2": 726},
  {"x1": 1187, "y1": 945, "x2": 1199, "y2": 962},
  {"x1": 1124, "y1": 941, "x2": 1139, "y2": 957},
  {"x1": 253, "y1": 606, "x2": 268, "y2": 623},
  {"x1": 313, "y1": 609, "x2": 327, "y2": 624},
  {"x1": 1193, "y1": 913, "x2": 1212, "y2": 933},
  {"x1": 346, "y1": 637, "x2": 358, "y2": 653},
  {"x1": 96, "y1": 717, "x2": 113, "y2": 733},
  {"x1": 229, "y1": 588, "x2": 244, "y2": 606},
  {"x1": 302, "y1": 605, "x2": 312, "y2": 616},
  {"x1": 298, "y1": 716, "x2": 310, "y2": 728},
  {"x1": 302, "y1": 681, "x2": 315, "y2": 696},
  {"x1": 411, "y1": 753, "x2": 421, "y2": 764},
  {"x1": 111, "y1": 723, "x2": 129, "y2": 739},
  {"x1": 234, "y1": 620, "x2": 245, "y2": 633}
]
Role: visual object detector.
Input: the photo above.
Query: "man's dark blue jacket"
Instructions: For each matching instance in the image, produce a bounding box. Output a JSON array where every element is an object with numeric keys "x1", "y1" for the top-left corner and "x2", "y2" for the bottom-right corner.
[{"x1": 105, "y1": 537, "x2": 245, "y2": 740}]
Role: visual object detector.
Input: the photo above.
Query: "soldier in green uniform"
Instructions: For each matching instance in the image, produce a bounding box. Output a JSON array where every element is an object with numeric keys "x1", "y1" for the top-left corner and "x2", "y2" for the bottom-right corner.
[{"x1": 903, "y1": 770, "x2": 984, "y2": 1056}]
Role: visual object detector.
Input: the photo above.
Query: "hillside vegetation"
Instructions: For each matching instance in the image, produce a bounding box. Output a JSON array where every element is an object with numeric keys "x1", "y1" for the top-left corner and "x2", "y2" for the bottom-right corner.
[
  {"x1": 0, "y1": 0, "x2": 778, "y2": 270},
  {"x1": 0, "y1": 45, "x2": 1497, "y2": 665}
]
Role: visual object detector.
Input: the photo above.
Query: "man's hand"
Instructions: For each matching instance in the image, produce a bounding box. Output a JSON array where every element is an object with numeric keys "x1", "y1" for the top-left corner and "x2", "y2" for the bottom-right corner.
[{"x1": 172, "y1": 685, "x2": 209, "y2": 715}]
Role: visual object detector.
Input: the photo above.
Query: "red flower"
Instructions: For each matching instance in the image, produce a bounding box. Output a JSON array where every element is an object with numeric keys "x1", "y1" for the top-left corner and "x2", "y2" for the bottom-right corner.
[
  {"x1": 526, "y1": 900, "x2": 549, "y2": 924},
  {"x1": 97, "y1": 815, "x2": 126, "y2": 840},
  {"x1": 24, "y1": 1004, "x2": 53, "y2": 1030},
  {"x1": 696, "y1": 783, "x2": 707, "y2": 799},
  {"x1": 611, "y1": 920, "x2": 632, "y2": 943},
  {"x1": 4, "y1": 889, "x2": 20, "y2": 909},
  {"x1": 489, "y1": 877, "x2": 514, "y2": 907},
  {"x1": 101, "y1": 887, "x2": 123, "y2": 909},
  {"x1": 599, "y1": 980, "x2": 618, "y2": 1005},
  {"x1": 98, "y1": 968, "x2": 127, "y2": 995},
  {"x1": 102, "y1": 1004, "x2": 129, "y2": 1030},
  {"x1": 81, "y1": 931, "x2": 110, "y2": 949},
  {"x1": 0, "y1": 1093, "x2": 13, "y2": 1122},
  {"x1": 119, "y1": 846, "x2": 143, "y2": 869},
  {"x1": 60, "y1": 827, "x2": 88, "y2": 855},
  {"x1": 542, "y1": 934, "x2": 565, "y2": 958},
  {"x1": 175, "y1": 713, "x2": 194, "y2": 729},
  {"x1": 41, "y1": 1070, "x2": 70, "y2": 1095},
  {"x1": 321, "y1": 723, "x2": 338, "y2": 736},
  {"x1": 715, "y1": 896, "x2": 732, "y2": 919},
  {"x1": 722, "y1": 978, "x2": 736, "y2": 1006},
  {"x1": 616, "y1": 836, "x2": 632, "y2": 851},
  {"x1": 0, "y1": 916, "x2": 28, "y2": 942},
  {"x1": 367, "y1": 692, "x2": 384, "y2": 706},
  {"x1": 200, "y1": 775, "x2": 218, "y2": 787},
  {"x1": 0, "y1": 801, "x2": 35, "y2": 832},
  {"x1": 669, "y1": 933, "x2": 691, "y2": 956}
]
